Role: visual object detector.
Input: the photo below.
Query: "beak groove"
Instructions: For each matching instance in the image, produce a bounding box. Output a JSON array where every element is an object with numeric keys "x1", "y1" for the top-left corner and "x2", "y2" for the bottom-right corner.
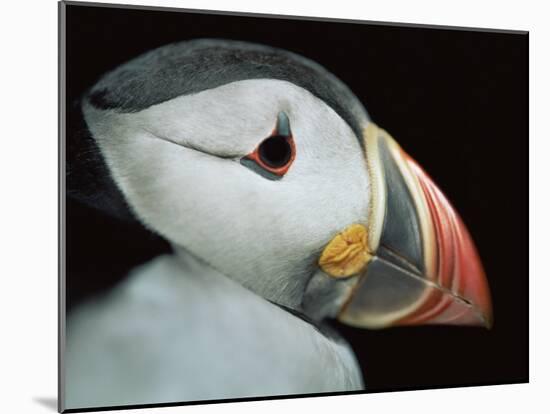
[{"x1": 336, "y1": 123, "x2": 493, "y2": 329}]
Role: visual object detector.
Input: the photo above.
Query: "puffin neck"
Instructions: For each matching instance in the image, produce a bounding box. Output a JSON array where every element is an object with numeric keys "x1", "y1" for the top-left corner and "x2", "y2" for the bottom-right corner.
[
  {"x1": 171, "y1": 244, "x2": 231, "y2": 282},
  {"x1": 171, "y1": 244, "x2": 334, "y2": 331}
]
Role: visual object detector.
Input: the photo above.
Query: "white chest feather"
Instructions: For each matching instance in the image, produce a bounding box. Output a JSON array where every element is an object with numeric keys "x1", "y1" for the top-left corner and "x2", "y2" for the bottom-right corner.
[{"x1": 65, "y1": 254, "x2": 364, "y2": 409}]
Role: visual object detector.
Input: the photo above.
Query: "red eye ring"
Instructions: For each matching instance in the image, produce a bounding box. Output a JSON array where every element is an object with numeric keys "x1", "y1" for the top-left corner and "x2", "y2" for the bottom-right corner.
[{"x1": 245, "y1": 134, "x2": 296, "y2": 176}]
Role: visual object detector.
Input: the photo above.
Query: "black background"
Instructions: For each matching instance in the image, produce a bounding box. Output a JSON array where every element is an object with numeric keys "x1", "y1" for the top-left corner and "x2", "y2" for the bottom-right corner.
[{"x1": 65, "y1": 2, "x2": 528, "y2": 396}]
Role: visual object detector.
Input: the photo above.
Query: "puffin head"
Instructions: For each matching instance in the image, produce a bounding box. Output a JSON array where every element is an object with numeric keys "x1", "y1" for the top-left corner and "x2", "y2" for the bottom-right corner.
[{"x1": 69, "y1": 39, "x2": 492, "y2": 329}]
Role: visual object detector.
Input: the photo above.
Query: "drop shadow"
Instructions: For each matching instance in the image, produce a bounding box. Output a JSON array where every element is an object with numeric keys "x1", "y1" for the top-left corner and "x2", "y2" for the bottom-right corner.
[{"x1": 33, "y1": 396, "x2": 57, "y2": 412}]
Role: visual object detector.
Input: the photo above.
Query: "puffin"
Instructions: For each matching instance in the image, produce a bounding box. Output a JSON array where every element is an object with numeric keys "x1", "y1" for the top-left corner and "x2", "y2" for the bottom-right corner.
[{"x1": 63, "y1": 39, "x2": 493, "y2": 411}]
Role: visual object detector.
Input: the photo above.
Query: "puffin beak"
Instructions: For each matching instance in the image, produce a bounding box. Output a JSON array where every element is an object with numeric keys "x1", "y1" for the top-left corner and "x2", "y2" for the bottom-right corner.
[{"x1": 319, "y1": 123, "x2": 492, "y2": 329}]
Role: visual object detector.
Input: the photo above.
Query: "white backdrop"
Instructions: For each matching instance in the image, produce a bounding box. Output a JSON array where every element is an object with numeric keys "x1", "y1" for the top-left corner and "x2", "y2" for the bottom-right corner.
[{"x1": 0, "y1": 0, "x2": 544, "y2": 413}]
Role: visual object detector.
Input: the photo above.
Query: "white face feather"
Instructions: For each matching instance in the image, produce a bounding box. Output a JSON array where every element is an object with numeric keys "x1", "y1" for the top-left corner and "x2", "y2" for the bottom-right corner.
[{"x1": 83, "y1": 79, "x2": 370, "y2": 310}]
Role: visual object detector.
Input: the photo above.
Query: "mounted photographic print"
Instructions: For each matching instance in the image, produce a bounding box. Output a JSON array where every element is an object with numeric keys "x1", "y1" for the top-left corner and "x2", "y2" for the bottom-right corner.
[{"x1": 59, "y1": 1, "x2": 529, "y2": 412}]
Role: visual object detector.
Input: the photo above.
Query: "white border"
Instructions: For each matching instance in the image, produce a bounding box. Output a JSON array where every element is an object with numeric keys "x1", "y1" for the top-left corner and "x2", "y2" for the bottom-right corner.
[{"x1": 0, "y1": 0, "x2": 544, "y2": 413}]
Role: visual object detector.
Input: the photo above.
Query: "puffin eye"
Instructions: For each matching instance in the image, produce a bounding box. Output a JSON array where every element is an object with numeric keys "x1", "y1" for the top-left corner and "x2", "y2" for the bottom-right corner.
[
  {"x1": 244, "y1": 135, "x2": 296, "y2": 177},
  {"x1": 258, "y1": 136, "x2": 293, "y2": 169},
  {"x1": 241, "y1": 112, "x2": 296, "y2": 179}
]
